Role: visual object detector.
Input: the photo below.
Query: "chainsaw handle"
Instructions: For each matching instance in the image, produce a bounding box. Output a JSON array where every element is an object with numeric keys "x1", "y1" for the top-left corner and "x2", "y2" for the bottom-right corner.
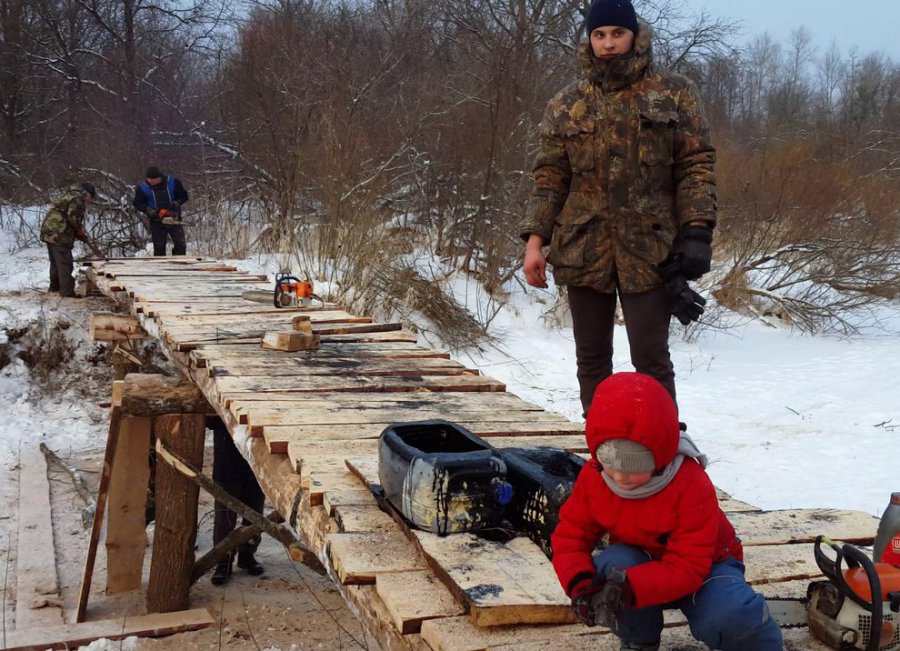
[{"x1": 835, "y1": 543, "x2": 884, "y2": 651}]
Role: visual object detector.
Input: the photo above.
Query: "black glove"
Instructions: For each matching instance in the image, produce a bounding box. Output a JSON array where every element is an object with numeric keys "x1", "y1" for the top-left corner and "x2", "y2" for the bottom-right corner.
[
  {"x1": 147, "y1": 209, "x2": 159, "y2": 220},
  {"x1": 171, "y1": 200, "x2": 181, "y2": 213},
  {"x1": 570, "y1": 576, "x2": 604, "y2": 626},
  {"x1": 589, "y1": 567, "x2": 634, "y2": 629},
  {"x1": 672, "y1": 225, "x2": 713, "y2": 280},
  {"x1": 664, "y1": 273, "x2": 706, "y2": 325}
]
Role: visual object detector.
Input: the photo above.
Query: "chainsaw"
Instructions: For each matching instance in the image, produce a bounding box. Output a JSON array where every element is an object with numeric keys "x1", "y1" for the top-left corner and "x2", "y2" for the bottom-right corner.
[
  {"x1": 272, "y1": 272, "x2": 325, "y2": 308},
  {"x1": 157, "y1": 208, "x2": 185, "y2": 226},
  {"x1": 767, "y1": 536, "x2": 900, "y2": 650}
]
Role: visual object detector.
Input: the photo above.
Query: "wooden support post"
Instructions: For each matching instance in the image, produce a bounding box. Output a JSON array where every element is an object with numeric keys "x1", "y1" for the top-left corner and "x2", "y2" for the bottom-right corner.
[
  {"x1": 146, "y1": 414, "x2": 206, "y2": 613},
  {"x1": 105, "y1": 416, "x2": 152, "y2": 594},
  {"x1": 121, "y1": 373, "x2": 213, "y2": 417}
]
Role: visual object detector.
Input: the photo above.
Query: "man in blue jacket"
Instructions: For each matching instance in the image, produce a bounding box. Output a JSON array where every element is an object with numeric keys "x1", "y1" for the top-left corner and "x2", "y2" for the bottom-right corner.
[{"x1": 132, "y1": 166, "x2": 189, "y2": 256}]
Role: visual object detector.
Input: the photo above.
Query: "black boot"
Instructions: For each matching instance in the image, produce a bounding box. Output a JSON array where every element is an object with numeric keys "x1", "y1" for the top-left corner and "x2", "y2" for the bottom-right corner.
[
  {"x1": 236, "y1": 550, "x2": 264, "y2": 576},
  {"x1": 211, "y1": 556, "x2": 233, "y2": 586}
]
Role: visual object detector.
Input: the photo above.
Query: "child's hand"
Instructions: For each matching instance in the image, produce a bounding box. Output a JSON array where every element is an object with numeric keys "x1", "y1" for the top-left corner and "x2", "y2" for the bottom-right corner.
[
  {"x1": 590, "y1": 567, "x2": 635, "y2": 628},
  {"x1": 570, "y1": 576, "x2": 604, "y2": 626}
]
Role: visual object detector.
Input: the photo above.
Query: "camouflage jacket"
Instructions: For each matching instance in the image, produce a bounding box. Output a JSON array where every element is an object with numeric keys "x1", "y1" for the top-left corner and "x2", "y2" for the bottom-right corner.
[
  {"x1": 40, "y1": 186, "x2": 87, "y2": 248},
  {"x1": 520, "y1": 23, "x2": 717, "y2": 293}
]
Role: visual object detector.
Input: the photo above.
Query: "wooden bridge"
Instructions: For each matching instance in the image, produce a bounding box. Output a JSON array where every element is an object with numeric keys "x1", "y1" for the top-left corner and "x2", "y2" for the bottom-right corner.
[{"x1": 73, "y1": 255, "x2": 878, "y2": 651}]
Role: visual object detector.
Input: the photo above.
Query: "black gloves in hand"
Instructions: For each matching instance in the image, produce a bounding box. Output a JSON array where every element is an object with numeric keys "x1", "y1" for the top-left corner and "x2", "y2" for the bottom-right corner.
[
  {"x1": 171, "y1": 200, "x2": 181, "y2": 213},
  {"x1": 570, "y1": 576, "x2": 604, "y2": 626},
  {"x1": 673, "y1": 225, "x2": 713, "y2": 280},
  {"x1": 147, "y1": 209, "x2": 159, "y2": 220},
  {"x1": 665, "y1": 273, "x2": 706, "y2": 325}
]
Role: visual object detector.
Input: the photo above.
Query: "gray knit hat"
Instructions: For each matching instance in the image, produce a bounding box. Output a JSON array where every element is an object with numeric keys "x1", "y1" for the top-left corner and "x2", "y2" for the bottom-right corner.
[{"x1": 595, "y1": 439, "x2": 656, "y2": 473}]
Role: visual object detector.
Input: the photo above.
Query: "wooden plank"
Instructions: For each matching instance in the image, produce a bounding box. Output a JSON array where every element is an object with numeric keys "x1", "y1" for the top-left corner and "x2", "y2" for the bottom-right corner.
[
  {"x1": 333, "y1": 504, "x2": 398, "y2": 532},
  {"x1": 175, "y1": 329, "x2": 420, "y2": 350},
  {"x1": 105, "y1": 416, "x2": 152, "y2": 594},
  {"x1": 1, "y1": 608, "x2": 215, "y2": 651},
  {"x1": 730, "y1": 509, "x2": 878, "y2": 546},
  {"x1": 250, "y1": 406, "x2": 569, "y2": 434},
  {"x1": 415, "y1": 532, "x2": 573, "y2": 627},
  {"x1": 213, "y1": 374, "x2": 506, "y2": 396},
  {"x1": 376, "y1": 570, "x2": 466, "y2": 634},
  {"x1": 262, "y1": 421, "x2": 584, "y2": 451},
  {"x1": 16, "y1": 446, "x2": 64, "y2": 628},
  {"x1": 327, "y1": 531, "x2": 427, "y2": 584},
  {"x1": 168, "y1": 321, "x2": 406, "y2": 345},
  {"x1": 322, "y1": 488, "x2": 378, "y2": 515},
  {"x1": 209, "y1": 357, "x2": 472, "y2": 377},
  {"x1": 420, "y1": 616, "x2": 601, "y2": 651},
  {"x1": 163, "y1": 309, "x2": 360, "y2": 325}
]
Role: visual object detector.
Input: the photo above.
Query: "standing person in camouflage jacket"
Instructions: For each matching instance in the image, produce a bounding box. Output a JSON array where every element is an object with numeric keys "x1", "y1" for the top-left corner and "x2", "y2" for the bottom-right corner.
[
  {"x1": 40, "y1": 182, "x2": 96, "y2": 297},
  {"x1": 520, "y1": 0, "x2": 716, "y2": 416}
]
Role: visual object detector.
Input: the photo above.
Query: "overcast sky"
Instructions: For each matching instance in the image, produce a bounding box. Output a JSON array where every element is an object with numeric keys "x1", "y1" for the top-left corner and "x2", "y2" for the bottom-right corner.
[{"x1": 682, "y1": 0, "x2": 900, "y2": 60}]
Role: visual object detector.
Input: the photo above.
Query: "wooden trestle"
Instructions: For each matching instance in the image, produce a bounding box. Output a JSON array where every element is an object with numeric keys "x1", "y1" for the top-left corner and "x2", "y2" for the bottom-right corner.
[{"x1": 84, "y1": 255, "x2": 873, "y2": 651}]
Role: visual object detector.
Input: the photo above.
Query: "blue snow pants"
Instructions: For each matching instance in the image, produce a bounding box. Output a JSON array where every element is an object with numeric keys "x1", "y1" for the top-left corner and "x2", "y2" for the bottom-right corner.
[{"x1": 594, "y1": 544, "x2": 784, "y2": 650}]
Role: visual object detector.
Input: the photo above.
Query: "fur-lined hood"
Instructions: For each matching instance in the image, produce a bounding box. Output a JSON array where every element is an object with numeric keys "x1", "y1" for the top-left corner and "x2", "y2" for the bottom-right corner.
[{"x1": 576, "y1": 19, "x2": 654, "y2": 92}]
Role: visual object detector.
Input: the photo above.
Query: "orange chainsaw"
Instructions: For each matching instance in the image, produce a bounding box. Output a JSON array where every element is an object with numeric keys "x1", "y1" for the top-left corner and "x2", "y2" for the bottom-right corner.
[{"x1": 273, "y1": 273, "x2": 324, "y2": 308}]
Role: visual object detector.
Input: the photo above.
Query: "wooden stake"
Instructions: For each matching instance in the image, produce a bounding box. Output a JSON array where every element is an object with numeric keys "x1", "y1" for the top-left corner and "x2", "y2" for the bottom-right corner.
[
  {"x1": 146, "y1": 414, "x2": 206, "y2": 613},
  {"x1": 105, "y1": 416, "x2": 152, "y2": 594},
  {"x1": 75, "y1": 403, "x2": 123, "y2": 623},
  {"x1": 155, "y1": 440, "x2": 322, "y2": 573}
]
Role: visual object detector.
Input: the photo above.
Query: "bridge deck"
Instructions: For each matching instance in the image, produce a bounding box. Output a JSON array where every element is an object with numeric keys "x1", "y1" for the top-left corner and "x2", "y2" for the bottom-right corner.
[{"x1": 86, "y1": 256, "x2": 868, "y2": 650}]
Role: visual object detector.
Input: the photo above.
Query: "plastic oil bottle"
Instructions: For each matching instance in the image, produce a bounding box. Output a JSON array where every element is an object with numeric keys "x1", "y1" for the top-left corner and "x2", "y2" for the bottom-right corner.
[{"x1": 874, "y1": 492, "x2": 900, "y2": 566}]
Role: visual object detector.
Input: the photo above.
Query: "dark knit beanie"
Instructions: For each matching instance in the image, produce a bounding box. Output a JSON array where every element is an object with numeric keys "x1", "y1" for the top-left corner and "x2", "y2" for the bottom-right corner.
[
  {"x1": 145, "y1": 166, "x2": 163, "y2": 179},
  {"x1": 586, "y1": 0, "x2": 639, "y2": 36},
  {"x1": 595, "y1": 438, "x2": 656, "y2": 473}
]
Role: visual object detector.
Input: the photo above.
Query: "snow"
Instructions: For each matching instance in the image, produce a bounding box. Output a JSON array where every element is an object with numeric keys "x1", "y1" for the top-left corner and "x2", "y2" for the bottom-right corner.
[{"x1": 1, "y1": 218, "x2": 898, "y2": 540}]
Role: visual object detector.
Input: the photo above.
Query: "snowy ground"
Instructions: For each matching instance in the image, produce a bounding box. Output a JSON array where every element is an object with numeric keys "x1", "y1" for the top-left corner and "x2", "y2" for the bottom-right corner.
[{"x1": 0, "y1": 218, "x2": 897, "y2": 651}]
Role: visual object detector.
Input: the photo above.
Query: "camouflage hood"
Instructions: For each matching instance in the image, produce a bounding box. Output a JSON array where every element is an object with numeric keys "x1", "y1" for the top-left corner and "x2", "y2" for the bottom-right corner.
[{"x1": 576, "y1": 20, "x2": 654, "y2": 92}]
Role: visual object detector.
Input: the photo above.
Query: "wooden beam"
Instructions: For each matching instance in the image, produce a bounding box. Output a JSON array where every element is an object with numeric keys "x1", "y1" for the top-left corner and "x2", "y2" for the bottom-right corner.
[
  {"x1": 75, "y1": 402, "x2": 123, "y2": 623},
  {"x1": 105, "y1": 416, "x2": 152, "y2": 594},
  {"x1": 154, "y1": 440, "x2": 321, "y2": 572},
  {"x1": 121, "y1": 373, "x2": 213, "y2": 417},
  {"x1": 146, "y1": 414, "x2": 206, "y2": 613},
  {"x1": 16, "y1": 446, "x2": 64, "y2": 628},
  {"x1": 2, "y1": 608, "x2": 215, "y2": 651},
  {"x1": 89, "y1": 312, "x2": 145, "y2": 341}
]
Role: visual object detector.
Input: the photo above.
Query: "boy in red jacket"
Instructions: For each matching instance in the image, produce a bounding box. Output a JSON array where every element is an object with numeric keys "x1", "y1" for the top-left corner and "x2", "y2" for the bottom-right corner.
[{"x1": 551, "y1": 372, "x2": 782, "y2": 650}]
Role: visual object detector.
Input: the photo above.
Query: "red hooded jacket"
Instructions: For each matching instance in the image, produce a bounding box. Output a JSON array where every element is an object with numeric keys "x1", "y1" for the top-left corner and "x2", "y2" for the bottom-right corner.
[{"x1": 550, "y1": 373, "x2": 742, "y2": 608}]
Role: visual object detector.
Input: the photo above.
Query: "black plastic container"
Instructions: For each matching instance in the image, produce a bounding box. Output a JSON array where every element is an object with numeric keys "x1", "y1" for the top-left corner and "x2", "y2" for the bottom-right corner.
[
  {"x1": 378, "y1": 420, "x2": 511, "y2": 535},
  {"x1": 498, "y1": 447, "x2": 586, "y2": 558}
]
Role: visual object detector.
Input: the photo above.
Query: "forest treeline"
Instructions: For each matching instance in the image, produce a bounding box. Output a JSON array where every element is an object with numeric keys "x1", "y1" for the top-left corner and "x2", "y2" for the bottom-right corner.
[{"x1": 1, "y1": 0, "x2": 898, "y2": 337}]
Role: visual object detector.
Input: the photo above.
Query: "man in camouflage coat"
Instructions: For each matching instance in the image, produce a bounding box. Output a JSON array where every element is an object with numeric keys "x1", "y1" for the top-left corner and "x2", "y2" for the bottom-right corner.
[
  {"x1": 521, "y1": 0, "x2": 715, "y2": 415},
  {"x1": 40, "y1": 182, "x2": 96, "y2": 297}
]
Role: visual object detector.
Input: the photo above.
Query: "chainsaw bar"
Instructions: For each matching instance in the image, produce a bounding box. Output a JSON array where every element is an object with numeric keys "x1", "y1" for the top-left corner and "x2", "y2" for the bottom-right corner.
[{"x1": 765, "y1": 598, "x2": 808, "y2": 628}]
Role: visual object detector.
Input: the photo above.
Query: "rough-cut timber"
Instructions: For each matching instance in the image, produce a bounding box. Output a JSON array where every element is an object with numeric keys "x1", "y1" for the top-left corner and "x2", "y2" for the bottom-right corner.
[
  {"x1": 121, "y1": 373, "x2": 213, "y2": 416},
  {"x1": 83, "y1": 257, "x2": 880, "y2": 651},
  {"x1": 16, "y1": 446, "x2": 64, "y2": 628},
  {"x1": 89, "y1": 312, "x2": 145, "y2": 341}
]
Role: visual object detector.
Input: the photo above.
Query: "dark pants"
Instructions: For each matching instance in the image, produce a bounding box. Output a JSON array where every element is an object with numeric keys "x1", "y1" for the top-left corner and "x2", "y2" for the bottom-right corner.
[
  {"x1": 210, "y1": 418, "x2": 265, "y2": 549},
  {"x1": 568, "y1": 285, "x2": 675, "y2": 416},
  {"x1": 150, "y1": 221, "x2": 186, "y2": 256},
  {"x1": 595, "y1": 544, "x2": 783, "y2": 650},
  {"x1": 46, "y1": 243, "x2": 76, "y2": 297}
]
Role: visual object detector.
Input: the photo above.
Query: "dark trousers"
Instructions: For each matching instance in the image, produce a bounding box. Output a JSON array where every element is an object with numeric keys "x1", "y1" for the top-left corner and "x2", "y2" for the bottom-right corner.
[
  {"x1": 47, "y1": 243, "x2": 76, "y2": 297},
  {"x1": 210, "y1": 418, "x2": 265, "y2": 549},
  {"x1": 568, "y1": 285, "x2": 675, "y2": 416},
  {"x1": 150, "y1": 221, "x2": 186, "y2": 256}
]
